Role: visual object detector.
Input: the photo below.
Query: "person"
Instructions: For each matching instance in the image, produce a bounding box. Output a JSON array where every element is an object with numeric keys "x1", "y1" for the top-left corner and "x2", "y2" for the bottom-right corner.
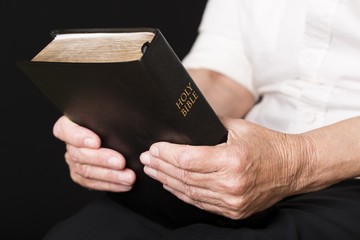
[{"x1": 43, "y1": 0, "x2": 360, "y2": 239}]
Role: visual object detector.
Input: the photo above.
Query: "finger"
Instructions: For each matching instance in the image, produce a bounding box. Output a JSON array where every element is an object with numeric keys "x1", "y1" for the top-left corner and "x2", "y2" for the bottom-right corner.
[
  {"x1": 140, "y1": 152, "x2": 214, "y2": 188},
  {"x1": 70, "y1": 171, "x2": 133, "y2": 192},
  {"x1": 143, "y1": 164, "x2": 249, "y2": 220},
  {"x1": 162, "y1": 185, "x2": 238, "y2": 219},
  {"x1": 148, "y1": 142, "x2": 222, "y2": 173},
  {"x1": 143, "y1": 166, "x2": 220, "y2": 203},
  {"x1": 65, "y1": 151, "x2": 136, "y2": 185},
  {"x1": 53, "y1": 115, "x2": 101, "y2": 148},
  {"x1": 66, "y1": 145, "x2": 126, "y2": 170},
  {"x1": 73, "y1": 164, "x2": 135, "y2": 186}
]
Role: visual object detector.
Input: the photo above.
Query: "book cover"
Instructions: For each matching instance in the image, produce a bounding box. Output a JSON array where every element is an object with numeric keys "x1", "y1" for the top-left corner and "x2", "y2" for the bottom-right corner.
[{"x1": 18, "y1": 28, "x2": 233, "y2": 228}]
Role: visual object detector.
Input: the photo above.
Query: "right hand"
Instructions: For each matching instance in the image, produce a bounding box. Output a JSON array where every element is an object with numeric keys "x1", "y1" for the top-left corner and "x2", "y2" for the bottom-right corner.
[{"x1": 53, "y1": 115, "x2": 136, "y2": 192}]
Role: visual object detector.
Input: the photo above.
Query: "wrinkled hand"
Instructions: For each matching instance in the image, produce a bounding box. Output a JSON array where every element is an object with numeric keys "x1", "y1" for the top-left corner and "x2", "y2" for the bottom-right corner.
[
  {"x1": 53, "y1": 116, "x2": 136, "y2": 192},
  {"x1": 140, "y1": 118, "x2": 309, "y2": 219}
]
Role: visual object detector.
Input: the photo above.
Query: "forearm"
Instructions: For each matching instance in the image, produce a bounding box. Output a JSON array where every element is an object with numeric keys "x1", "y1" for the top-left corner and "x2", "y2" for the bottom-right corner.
[
  {"x1": 292, "y1": 116, "x2": 360, "y2": 194},
  {"x1": 187, "y1": 68, "x2": 255, "y2": 118}
]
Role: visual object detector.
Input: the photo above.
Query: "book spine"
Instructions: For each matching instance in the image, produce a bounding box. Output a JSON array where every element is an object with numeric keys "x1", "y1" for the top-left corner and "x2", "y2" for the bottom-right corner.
[{"x1": 141, "y1": 30, "x2": 227, "y2": 145}]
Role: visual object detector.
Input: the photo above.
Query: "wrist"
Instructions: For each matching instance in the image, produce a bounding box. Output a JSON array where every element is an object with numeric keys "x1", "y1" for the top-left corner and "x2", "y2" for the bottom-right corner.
[
  {"x1": 288, "y1": 133, "x2": 319, "y2": 194},
  {"x1": 273, "y1": 132, "x2": 318, "y2": 196}
]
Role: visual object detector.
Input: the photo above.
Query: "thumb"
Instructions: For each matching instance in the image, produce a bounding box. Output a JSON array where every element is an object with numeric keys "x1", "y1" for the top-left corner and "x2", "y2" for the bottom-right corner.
[{"x1": 53, "y1": 115, "x2": 101, "y2": 148}]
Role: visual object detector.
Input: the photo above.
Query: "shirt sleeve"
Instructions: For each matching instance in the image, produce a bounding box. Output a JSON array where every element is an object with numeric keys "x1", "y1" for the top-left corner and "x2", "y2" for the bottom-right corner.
[{"x1": 182, "y1": 0, "x2": 257, "y2": 98}]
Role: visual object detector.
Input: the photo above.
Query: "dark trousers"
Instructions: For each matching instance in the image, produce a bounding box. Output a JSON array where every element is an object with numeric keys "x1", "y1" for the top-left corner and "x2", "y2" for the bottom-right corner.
[{"x1": 43, "y1": 179, "x2": 360, "y2": 240}]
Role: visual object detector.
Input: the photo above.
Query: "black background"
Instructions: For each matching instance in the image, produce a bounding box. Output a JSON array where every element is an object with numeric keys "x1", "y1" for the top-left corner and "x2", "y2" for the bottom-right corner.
[{"x1": 2, "y1": 1, "x2": 207, "y2": 239}]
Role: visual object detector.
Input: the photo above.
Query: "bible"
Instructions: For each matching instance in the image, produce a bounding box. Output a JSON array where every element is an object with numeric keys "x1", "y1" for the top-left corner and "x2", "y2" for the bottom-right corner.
[{"x1": 17, "y1": 28, "x2": 231, "y2": 228}]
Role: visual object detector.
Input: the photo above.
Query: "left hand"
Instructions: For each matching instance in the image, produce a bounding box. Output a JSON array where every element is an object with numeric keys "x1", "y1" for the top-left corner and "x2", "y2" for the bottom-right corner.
[{"x1": 140, "y1": 118, "x2": 311, "y2": 219}]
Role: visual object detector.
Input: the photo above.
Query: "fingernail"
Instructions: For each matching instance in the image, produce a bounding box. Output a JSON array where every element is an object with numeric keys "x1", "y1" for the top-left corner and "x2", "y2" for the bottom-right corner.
[
  {"x1": 84, "y1": 138, "x2": 98, "y2": 148},
  {"x1": 118, "y1": 173, "x2": 133, "y2": 185},
  {"x1": 144, "y1": 166, "x2": 157, "y2": 178},
  {"x1": 108, "y1": 157, "x2": 121, "y2": 168},
  {"x1": 139, "y1": 153, "x2": 151, "y2": 165},
  {"x1": 150, "y1": 146, "x2": 159, "y2": 157}
]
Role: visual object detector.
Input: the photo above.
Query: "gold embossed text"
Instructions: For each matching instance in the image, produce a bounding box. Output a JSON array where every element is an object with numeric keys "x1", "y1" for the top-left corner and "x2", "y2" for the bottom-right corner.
[{"x1": 175, "y1": 82, "x2": 199, "y2": 117}]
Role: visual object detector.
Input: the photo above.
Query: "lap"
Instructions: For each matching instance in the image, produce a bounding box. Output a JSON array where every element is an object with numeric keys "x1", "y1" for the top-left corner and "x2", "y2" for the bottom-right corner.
[{"x1": 42, "y1": 179, "x2": 360, "y2": 240}]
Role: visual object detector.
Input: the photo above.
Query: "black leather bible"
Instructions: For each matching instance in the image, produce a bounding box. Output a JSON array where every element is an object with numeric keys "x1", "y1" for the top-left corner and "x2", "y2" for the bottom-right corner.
[{"x1": 18, "y1": 28, "x2": 233, "y2": 228}]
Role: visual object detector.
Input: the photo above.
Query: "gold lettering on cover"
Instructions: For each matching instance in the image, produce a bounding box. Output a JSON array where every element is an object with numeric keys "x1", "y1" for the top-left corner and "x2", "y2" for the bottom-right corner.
[
  {"x1": 181, "y1": 109, "x2": 188, "y2": 117},
  {"x1": 175, "y1": 82, "x2": 199, "y2": 117},
  {"x1": 175, "y1": 98, "x2": 184, "y2": 109}
]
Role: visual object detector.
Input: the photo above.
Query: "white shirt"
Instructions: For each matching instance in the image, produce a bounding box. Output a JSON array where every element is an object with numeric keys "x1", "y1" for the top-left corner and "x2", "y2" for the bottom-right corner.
[{"x1": 182, "y1": 0, "x2": 360, "y2": 134}]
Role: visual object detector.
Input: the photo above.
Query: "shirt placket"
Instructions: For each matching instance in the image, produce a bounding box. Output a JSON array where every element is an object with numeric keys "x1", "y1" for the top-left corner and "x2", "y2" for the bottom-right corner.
[{"x1": 291, "y1": 0, "x2": 340, "y2": 132}]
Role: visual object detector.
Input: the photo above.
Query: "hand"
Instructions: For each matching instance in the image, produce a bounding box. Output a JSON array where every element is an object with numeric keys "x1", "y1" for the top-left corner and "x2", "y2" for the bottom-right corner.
[
  {"x1": 140, "y1": 118, "x2": 311, "y2": 219},
  {"x1": 53, "y1": 116, "x2": 136, "y2": 192}
]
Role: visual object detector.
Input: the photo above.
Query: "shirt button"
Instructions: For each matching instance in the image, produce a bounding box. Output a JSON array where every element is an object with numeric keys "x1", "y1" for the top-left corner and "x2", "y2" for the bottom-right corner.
[
  {"x1": 303, "y1": 110, "x2": 316, "y2": 123},
  {"x1": 302, "y1": 50, "x2": 320, "y2": 66}
]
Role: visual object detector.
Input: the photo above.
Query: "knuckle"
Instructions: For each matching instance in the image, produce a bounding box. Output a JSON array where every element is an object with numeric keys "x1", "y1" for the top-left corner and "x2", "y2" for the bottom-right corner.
[
  {"x1": 77, "y1": 164, "x2": 91, "y2": 178},
  {"x1": 64, "y1": 152, "x2": 72, "y2": 165},
  {"x1": 226, "y1": 211, "x2": 244, "y2": 220},
  {"x1": 193, "y1": 200, "x2": 205, "y2": 210},
  {"x1": 223, "y1": 196, "x2": 243, "y2": 211},
  {"x1": 149, "y1": 156, "x2": 160, "y2": 169},
  {"x1": 73, "y1": 131, "x2": 86, "y2": 146},
  {"x1": 225, "y1": 178, "x2": 244, "y2": 195},
  {"x1": 67, "y1": 145, "x2": 81, "y2": 162},
  {"x1": 177, "y1": 146, "x2": 192, "y2": 169},
  {"x1": 183, "y1": 185, "x2": 198, "y2": 199},
  {"x1": 178, "y1": 169, "x2": 190, "y2": 184},
  {"x1": 157, "y1": 172, "x2": 169, "y2": 186},
  {"x1": 104, "y1": 170, "x2": 118, "y2": 183},
  {"x1": 226, "y1": 145, "x2": 249, "y2": 168}
]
